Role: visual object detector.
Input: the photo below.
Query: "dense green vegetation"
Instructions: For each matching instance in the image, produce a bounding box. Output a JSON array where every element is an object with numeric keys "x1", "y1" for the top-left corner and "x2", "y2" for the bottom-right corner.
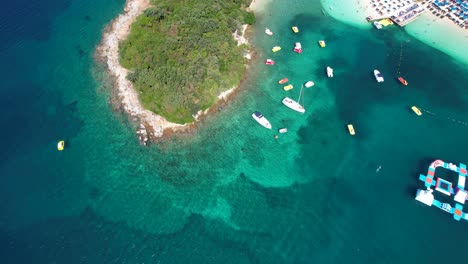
[{"x1": 120, "y1": 0, "x2": 254, "y2": 123}]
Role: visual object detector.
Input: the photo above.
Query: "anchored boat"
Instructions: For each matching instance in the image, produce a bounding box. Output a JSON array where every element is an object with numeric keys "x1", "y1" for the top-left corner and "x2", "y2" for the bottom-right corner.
[
  {"x1": 282, "y1": 97, "x2": 304, "y2": 113},
  {"x1": 398, "y1": 76, "x2": 408, "y2": 86},
  {"x1": 373, "y1": 21, "x2": 382, "y2": 29},
  {"x1": 293, "y1": 42, "x2": 302, "y2": 53},
  {"x1": 252, "y1": 111, "x2": 272, "y2": 129},
  {"x1": 374, "y1": 69, "x2": 384, "y2": 82},
  {"x1": 283, "y1": 84, "x2": 293, "y2": 91},
  {"x1": 411, "y1": 106, "x2": 422, "y2": 116},
  {"x1": 57, "y1": 140, "x2": 65, "y2": 151},
  {"x1": 265, "y1": 28, "x2": 273, "y2": 35},
  {"x1": 279, "y1": 128, "x2": 288, "y2": 133},
  {"x1": 278, "y1": 78, "x2": 289, "y2": 84},
  {"x1": 304, "y1": 81, "x2": 314, "y2": 88},
  {"x1": 347, "y1": 124, "x2": 355, "y2": 135},
  {"x1": 318, "y1": 40, "x2": 326, "y2": 47},
  {"x1": 265, "y1": 59, "x2": 275, "y2": 65},
  {"x1": 282, "y1": 85, "x2": 306, "y2": 113},
  {"x1": 292, "y1": 26, "x2": 299, "y2": 33},
  {"x1": 326, "y1": 66, "x2": 333, "y2": 78},
  {"x1": 272, "y1": 46, "x2": 281, "y2": 52}
]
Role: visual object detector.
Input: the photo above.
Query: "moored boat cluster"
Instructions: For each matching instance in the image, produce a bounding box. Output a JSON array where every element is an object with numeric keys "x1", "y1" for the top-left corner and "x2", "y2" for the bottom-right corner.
[{"x1": 251, "y1": 24, "x2": 422, "y2": 139}]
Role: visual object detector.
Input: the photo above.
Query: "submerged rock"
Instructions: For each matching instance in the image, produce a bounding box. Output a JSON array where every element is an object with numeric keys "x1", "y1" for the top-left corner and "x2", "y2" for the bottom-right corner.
[{"x1": 136, "y1": 123, "x2": 149, "y2": 146}]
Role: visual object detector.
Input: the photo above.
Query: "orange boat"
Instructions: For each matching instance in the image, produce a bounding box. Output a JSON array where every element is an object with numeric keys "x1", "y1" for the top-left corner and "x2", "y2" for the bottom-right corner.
[
  {"x1": 398, "y1": 76, "x2": 408, "y2": 86},
  {"x1": 278, "y1": 78, "x2": 289, "y2": 84}
]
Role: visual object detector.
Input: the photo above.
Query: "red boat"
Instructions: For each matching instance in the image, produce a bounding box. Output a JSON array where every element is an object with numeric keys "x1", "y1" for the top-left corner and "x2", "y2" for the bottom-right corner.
[
  {"x1": 398, "y1": 76, "x2": 408, "y2": 86},
  {"x1": 265, "y1": 59, "x2": 275, "y2": 65},
  {"x1": 293, "y1": 42, "x2": 302, "y2": 53},
  {"x1": 278, "y1": 78, "x2": 288, "y2": 84}
]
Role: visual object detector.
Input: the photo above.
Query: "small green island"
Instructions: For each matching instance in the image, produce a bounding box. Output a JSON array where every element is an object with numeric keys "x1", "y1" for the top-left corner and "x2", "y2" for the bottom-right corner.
[{"x1": 119, "y1": 0, "x2": 255, "y2": 123}]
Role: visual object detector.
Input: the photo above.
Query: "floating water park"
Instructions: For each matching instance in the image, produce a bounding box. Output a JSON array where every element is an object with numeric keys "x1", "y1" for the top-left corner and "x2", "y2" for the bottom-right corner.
[{"x1": 416, "y1": 159, "x2": 468, "y2": 221}]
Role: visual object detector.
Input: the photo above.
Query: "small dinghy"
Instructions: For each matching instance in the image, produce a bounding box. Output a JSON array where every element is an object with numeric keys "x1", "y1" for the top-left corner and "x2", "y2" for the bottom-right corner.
[
  {"x1": 57, "y1": 140, "x2": 65, "y2": 151},
  {"x1": 272, "y1": 46, "x2": 281, "y2": 52},
  {"x1": 293, "y1": 42, "x2": 302, "y2": 53},
  {"x1": 326, "y1": 66, "x2": 333, "y2": 78},
  {"x1": 304, "y1": 81, "x2": 314, "y2": 88},
  {"x1": 347, "y1": 124, "x2": 355, "y2": 136},
  {"x1": 283, "y1": 84, "x2": 293, "y2": 91}
]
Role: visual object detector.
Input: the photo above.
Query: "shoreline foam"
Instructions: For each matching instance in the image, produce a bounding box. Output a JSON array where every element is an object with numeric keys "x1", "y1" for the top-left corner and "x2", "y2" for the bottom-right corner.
[{"x1": 96, "y1": 0, "x2": 258, "y2": 144}]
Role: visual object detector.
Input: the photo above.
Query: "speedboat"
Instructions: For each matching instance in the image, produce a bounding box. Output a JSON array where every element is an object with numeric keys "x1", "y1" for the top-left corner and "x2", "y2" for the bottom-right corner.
[
  {"x1": 318, "y1": 40, "x2": 326, "y2": 47},
  {"x1": 304, "y1": 81, "x2": 314, "y2": 88},
  {"x1": 252, "y1": 111, "x2": 272, "y2": 129},
  {"x1": 278, "y1": 78, "x2": 289, "y2": 84},
  {"x1": 283, "y1": 84, "x2": 293, "y2": 91},
  {"x1": 411, "y1": 106, "x2": 422, "y2": 116},
  {"x1": 347, "y1": 124, "x2": 355, "y2": 136},
  {"x1": 265, "y1": 59, "x2": 275, "y2": 65},
  {"x1": 292, "y1": 26, "x2": 299, "y2": 33},
  {"x1": 293, "y1": 42, "x2": 302, "y2": 53},
  {"x1": 279, "y1": 128, "x2": 288, "y2": 133},
  {"x1": 373, "y1": 21, "x2": 382, "y2": 29},
  {"x1": 57, "y1": 140, "x2": 65, "y2": 151},
  {"x1": 265, "y1": 28, "x2": 273, "y2": 35},
  {"x1": 398, "y1": 76, "x2": 408, "y2": 86},
  {"x1": 326, "y1": 66, "x2": 333, "y2": 77},
  {"x1": 374, "y1": 70, "x2": 384, "y2": 82},
  {"x1": 282, "y1": 97, "x2": 305, "y2": 113},
  {"x1": 272, "y1": 46, "x2": 281, "y2": 52}
]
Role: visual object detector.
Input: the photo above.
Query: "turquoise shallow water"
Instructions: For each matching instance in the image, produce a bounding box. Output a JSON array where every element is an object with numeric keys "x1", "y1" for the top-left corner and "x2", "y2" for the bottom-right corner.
[{"x1": 1, "y1": 0, "x2": 468, "y2": 263}]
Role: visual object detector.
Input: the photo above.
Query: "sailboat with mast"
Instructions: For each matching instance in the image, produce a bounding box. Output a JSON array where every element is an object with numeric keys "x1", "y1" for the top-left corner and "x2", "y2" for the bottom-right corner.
[{"x1": 282, "y1": 84, "x2": 305, "y2": 113}]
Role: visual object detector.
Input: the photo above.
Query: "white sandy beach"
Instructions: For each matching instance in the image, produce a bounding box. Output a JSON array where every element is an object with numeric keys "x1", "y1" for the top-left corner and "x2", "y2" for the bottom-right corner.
[
  {"x1": 249, "y1": 0, "x2": 272, "y2": 13},
  {"x1": 97, "y1": 0, "x2": 261, "y2": 143},
  {"x1": 405, "y1": 11, "x2": 468, "y2": 65},
  {"x1": 321, "y1": 0, "x2": 468, "y2": 65}
]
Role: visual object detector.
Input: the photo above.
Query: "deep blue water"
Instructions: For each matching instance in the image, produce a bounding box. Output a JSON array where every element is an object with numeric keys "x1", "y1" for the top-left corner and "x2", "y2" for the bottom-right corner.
[{"x1": 1, "y1": 0, "x2": 468, "y2": 263}]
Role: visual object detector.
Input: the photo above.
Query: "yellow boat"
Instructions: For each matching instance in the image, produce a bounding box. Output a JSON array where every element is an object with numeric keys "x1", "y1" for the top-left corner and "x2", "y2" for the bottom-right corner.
[
  {"x1": 292, "y1": 26, "x2": 299, "y2": 33},
  {"x1": 272, "y1": 46, "x2": 281, "y2": 52},
  {"x1": 57, "y1": 140, "x2": 65, "y2": 151},
  {"x1": 411, "y1": 106, "x2": 422, "y2": 116},
  {"x1": 347, "y1": 124, "x2": 355, "y2": 136},
  {"x1": 379, "y1": 18, "x2": 393, "y2": 27},
  {"x1": 283, "y1": 84, "x2": 293, "y2": 91},
  {"x1": 318, "y1": 40, "x2": 326, "y2": 48}
]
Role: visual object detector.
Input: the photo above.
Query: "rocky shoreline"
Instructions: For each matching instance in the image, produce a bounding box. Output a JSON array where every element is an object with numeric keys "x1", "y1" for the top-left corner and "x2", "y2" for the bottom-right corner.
[{"x1": 96, "y1": 0, "x2": 255, "y2": 145}]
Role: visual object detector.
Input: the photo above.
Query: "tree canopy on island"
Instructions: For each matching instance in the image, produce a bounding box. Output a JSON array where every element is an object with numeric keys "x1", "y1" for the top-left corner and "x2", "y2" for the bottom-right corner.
[{"x1": 120, "y1": 0, "x2": 255, "y2": 123}]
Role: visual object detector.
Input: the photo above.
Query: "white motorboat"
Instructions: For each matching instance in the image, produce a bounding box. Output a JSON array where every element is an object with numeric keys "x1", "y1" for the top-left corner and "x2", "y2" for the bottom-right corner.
[
  {"x1": 265, "y1": 28, "x2": 273, "y2": 35},
  {"x1": 326, "y1": 66, "x2": 333, "y2": 78},
  {"x1": 374, "y1": 69, "x2": 384, "y2": 82},
  {"x1": 279, "y1": 128, "x2": 288, "y2": 133},
  {"x1": 293, "y1": 42, "x2": 302, "y2": 53},
  {"x1": 373, "y1": 21, "x2": 382, "y2": 29},
  {"x1": 252, "y1": 111, "x2": 272, "y2": 129},
  {"x1": 282, "y1": 97, "x2": 305, "y2": 113},
  {"x1": 304, "y1": 81, "x2": 314, "y2": 88}
]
